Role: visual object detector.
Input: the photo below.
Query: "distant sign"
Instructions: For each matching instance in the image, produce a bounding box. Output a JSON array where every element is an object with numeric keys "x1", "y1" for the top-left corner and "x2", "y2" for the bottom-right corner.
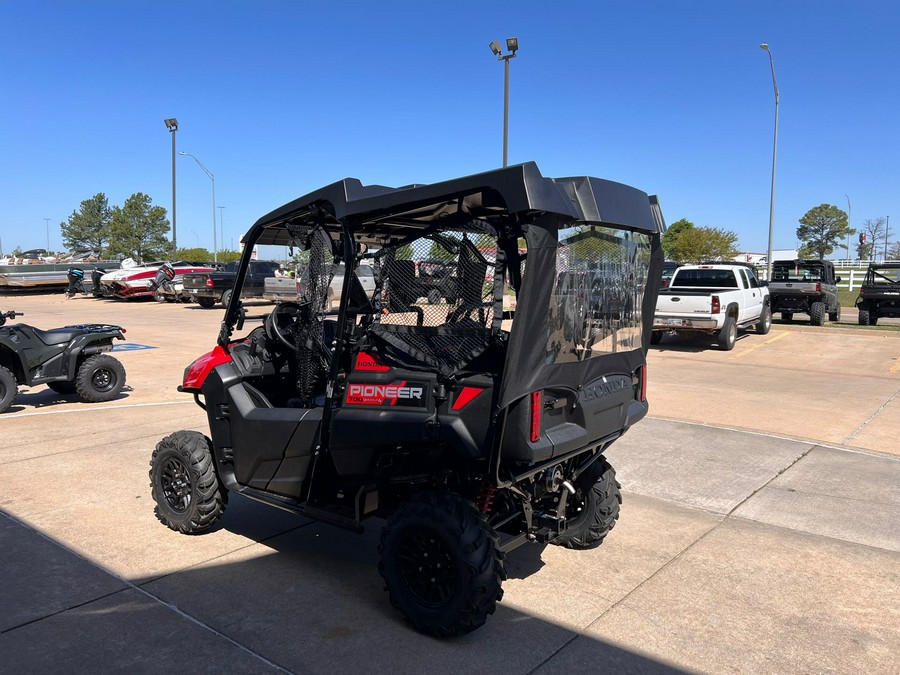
[{"x1": 112, "y1": 343, "x2": 157, "y2": 351}]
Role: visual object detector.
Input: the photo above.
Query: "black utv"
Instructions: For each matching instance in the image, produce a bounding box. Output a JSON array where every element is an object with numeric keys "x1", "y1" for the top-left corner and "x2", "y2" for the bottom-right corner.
[
  {"x1": 856, "y1": 263, "x2": 900, "y2": 325},
  {"x1": 768, "y1": 259, "x2": 841, "y2": 325},
  {"x1": 0, "y1": 310, "x2": 126, "y2": 413},
  {"x1": 149, "y1": 162, "x2": 664, "y2": 636}
]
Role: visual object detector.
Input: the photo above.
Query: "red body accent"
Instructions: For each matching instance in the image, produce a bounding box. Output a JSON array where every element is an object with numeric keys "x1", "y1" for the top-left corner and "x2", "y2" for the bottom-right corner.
[
  {"x1": 451, "y1": 386, "x2": 484, "y2": 411},
  {"x1": 640, "y1": 363, "x2": 647, "y2": 402},
  {"x1": 354, "y1": 352, "x2": 391, "y2": 372},
  {"x1": 529, "y1": 391, "x2": 542, "y2": 442},
  {"x1": 182, "y1": 346, "x2": 232, "y2": 391},
  {"x1": 711, "y1": 295, "x2": 720, "y2": 314}
]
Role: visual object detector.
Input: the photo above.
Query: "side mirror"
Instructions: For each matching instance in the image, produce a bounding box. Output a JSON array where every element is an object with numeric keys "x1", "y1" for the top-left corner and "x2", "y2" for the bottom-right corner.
[
  {"x1": 236, "y1": 304, "x2": 246, "y2": 331},
  {"x1": 835, "y1": 276, "x2": 842, "y2": 283}
]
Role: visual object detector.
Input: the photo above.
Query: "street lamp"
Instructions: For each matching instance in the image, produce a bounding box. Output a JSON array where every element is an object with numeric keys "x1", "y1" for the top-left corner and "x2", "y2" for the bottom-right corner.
[
  {"x1": 760, "y1": 43, "x2": 779, "y2": 281},
  {"x1": 179, "y1": 151, "x2": 217, "y2": 262},
  {"x1": 489, "y1": 37, "x2": 519, "y2": 168},
  {"x1": 164, "y1": 118, "x2": 179, "y2": 260},
  {"x1": 43, "y1": 218, "x2": 51, "y2": 252},
  {"x1": 218, "y1": 206, "x2": 226, "y2": 253},
  {"x1": 845, "y1": 195, "x2": 852, "y2": 262}
]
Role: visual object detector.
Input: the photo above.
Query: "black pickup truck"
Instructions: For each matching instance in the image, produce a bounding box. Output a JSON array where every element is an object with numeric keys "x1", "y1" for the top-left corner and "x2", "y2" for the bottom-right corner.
[
  {"x1": 855, "y1": 263, "x2": 900, "y2": 325},
  {"x1": 768, "y1": 259, "x2": 841, "y2": 325},
  {"x1": 182, "y1": 260, "x2": 281, "y2": 307}
]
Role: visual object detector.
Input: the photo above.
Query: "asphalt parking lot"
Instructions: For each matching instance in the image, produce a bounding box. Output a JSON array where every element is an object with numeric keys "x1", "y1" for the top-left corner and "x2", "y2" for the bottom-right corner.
[{"x1": 1, "y1": 293, "x2": 898, "y2": 673}]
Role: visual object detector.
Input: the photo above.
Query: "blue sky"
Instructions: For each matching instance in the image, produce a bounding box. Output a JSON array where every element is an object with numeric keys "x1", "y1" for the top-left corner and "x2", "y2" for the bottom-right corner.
[{"x1": 1, "y1": 1, "x2": 896, "y2": 257}]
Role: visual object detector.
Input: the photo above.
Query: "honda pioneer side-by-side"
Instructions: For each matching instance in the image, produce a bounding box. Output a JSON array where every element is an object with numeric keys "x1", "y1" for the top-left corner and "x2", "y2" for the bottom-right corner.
[{"x1": 149, "y1": 163, "x2": 664, "y2": 636}]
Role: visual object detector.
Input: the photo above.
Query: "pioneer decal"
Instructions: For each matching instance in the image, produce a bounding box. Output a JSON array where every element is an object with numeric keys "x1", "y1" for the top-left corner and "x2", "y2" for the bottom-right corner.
[{"x1": 345, "y1": 380, "x2": 427, "y2": 407}]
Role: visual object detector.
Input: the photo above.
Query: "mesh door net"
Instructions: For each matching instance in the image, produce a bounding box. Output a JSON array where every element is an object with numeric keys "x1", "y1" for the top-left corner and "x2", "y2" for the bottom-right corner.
[{"x1": 371, "y1": 223, "x2": 504, "y2": 377}]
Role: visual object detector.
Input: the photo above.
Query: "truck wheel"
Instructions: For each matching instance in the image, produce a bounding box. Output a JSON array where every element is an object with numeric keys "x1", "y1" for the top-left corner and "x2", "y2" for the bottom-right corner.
[
  {"x1": 48, "y1": 381, "x2": 77, "y2": 395},
  {"x1": 150, "y1": 431, "x2": 227, "y2": 534},
  {"x1": 427, "y1": 289, "x2": 442, "y2": 305},
  {"x1": 76, "y1": 354, "x2": 126, "y2": 403},
  {"x1": 220, "y1": 289, "x2": 232, "y2": 307},
  {"x1": 649, "y1": 330, "x2": 663, "y2": 345},
  {"x1": 553, "y1": 457, "x2": 621, "y2": 549},
  {"x1": 858, "y1": 309, "x2": 869, "y2": 326},
  {"x1": 781, "y1": 312, "x2": 793, "y2": 322},
  {"x1": 756, "y1": 306, "x2": 772, "y2": 334},
  {"x1": 197, "y1": 297, "x2": 216, "y2": 308},
  {"x1": 379, "y1": 491, "x2": 505, "y2": 637},
  {"x1": 717, "y1": 317, "x2": 737, "y2": 350},
  {"x1": 0, "y1": 366, "x2": 17, "y2": 413},
  {"x1": 829, "y1": 304, "x2": 841, "y2": 322},
  {"x1": 810, "y1": 302, "x2": 826, "y2": 326}
]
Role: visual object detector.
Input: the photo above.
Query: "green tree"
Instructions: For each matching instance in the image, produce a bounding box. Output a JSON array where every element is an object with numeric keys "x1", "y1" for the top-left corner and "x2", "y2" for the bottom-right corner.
[
  {"x1": 668, "y1": 226, "x2": 739, "y2": 263},
  {"x1": 661, "y1": 218, "x2": 695, "y2": 260},
  {"x1": 856, "y1": 217, "x2": 889, "y2": 260},
  {"x1": 106, "y1": 193, "x2": 171, "y2": 262},
  {"x1": 60, "y1": 193, "x2": 112, "y2": 256},
  {"x1": 176, "y1": 247, "x2": 214, "y2": 262},
  {"x1": 796, "y1": 204, "x2": 851, "y2": 259}
]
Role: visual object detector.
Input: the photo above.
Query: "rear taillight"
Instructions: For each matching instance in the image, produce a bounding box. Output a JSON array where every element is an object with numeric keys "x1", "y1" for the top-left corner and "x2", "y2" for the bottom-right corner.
[
  {"x1": 529, "y1": 391, "x2": 542, "y2": 442},
  {"x1": 711, "y1": 295, "x2": 721, "y2": 314},
  {"x1": 815, "y1": 282, "x2": 821, "y2": 292},
  {"x1": 205, "y1": 276, "x2": 214, "y2": 288},
  {"x1": 640, "y1": 364, "x2": 647, "y2": 402}
]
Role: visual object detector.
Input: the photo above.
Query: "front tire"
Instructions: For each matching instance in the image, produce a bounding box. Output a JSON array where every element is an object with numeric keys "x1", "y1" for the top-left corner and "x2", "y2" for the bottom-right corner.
[
  {"x1": 756, "y1": 305, "x2": 772, "y2": 334},
  {"x1": 220, "y1": 289, "x2": 233, "y2": 307},
  {"x1": 197, "y1": 297, "x2": 216, "y2": 308},
  {"x1": 75, "y1": 354, "x2": 126, "y2": 402},
  {"x1": 717, "y1": 316, "x2": 737, "y2": 350},
  {"x1": 379, "y1": 492, "x2": 505, "y2": 637},
  {"x1": 810, "y1": 301, "x2": 826, "y2": 326},
  {"x1": 150, "y1": 431, "x2": 227, "y2": 534},
  {"x1": 553, "y1": 457, "x2": 621, "y2": 549},
  {"x1": 829, "y1": 304, "x2": 841, "y2": 322},
  {"x1": 0, "y1": 366, "x2": 17, "y2": 413}
]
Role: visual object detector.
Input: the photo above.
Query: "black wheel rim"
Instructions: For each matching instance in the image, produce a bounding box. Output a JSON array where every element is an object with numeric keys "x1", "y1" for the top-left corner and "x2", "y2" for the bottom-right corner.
[
  {"x1": 91, "y1": 367, "x2": 116, "y2": 392},
  {"x1": 396, "y1": 526, "x2": 457, "y2": 607},
  {"x1": 160, "y1": 456, "x2": 192, "y2": 513}
]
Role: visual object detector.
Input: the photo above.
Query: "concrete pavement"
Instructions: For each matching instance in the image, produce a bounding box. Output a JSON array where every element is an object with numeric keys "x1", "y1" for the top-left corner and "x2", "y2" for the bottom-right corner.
[{"x1": 0, "y1": 295, "x2": 898, "y2": 673}]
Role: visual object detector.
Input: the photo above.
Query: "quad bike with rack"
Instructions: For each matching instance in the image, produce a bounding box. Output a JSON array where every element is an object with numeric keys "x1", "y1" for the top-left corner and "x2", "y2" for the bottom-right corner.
[
  {"x1": 0, "y1": 310, "x2": 126, "y2": 413},
  {"x1": 149, "y1": 163, "x2": 665, "y2": 636}
]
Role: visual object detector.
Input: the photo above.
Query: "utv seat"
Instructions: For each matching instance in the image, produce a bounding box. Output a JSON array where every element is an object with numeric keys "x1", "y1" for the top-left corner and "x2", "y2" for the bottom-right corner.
[{"x1": 385, "y1": 259, "x2": 424, "y2": 326}]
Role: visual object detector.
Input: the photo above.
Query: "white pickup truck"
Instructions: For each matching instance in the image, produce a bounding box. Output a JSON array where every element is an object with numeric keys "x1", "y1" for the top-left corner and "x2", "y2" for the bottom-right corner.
[{"x1": 652, "y1": 264, "x2": 771, "y2": 350}]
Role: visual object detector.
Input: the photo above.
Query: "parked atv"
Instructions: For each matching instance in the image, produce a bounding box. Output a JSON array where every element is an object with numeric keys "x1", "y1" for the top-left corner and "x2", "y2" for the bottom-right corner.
[
  {"x1": 149, "y1": 163, "x2": 664, "y2": 636},
  {"x1": 0, "y1": 310, "x2": 127, "y2": 413}
]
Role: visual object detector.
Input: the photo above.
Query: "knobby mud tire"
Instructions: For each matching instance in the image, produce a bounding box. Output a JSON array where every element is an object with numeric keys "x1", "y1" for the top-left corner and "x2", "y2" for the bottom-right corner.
[
  {"x1": 379, "y1": 491, "x2": 505, "y2": 637},
  {"x1": 0, "y1": 365, "x2": 17, "y2": 413},
  {"x1": 553, "y1": 457, "x2": 621, "y2": 550},
  {"x1": 75, "y1": 354, "x2": 125, "y2": 403},
  {"x1": 810, "y1": 301, "x2": 826, "y2": 326},
  {"x1": 150, "y1": 430, "x2": 227, "y2": 534}
]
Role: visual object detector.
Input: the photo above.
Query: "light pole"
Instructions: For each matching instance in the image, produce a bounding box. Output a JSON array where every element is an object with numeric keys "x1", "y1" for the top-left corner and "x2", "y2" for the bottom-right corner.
[
  {"x1": 217, "y1": 206, "x2": 225, "y2": 254},
  {"x1": 164, "y1": 118, "x2": 179, "y2": 260},
  {"x1": 844, "y1": 195, "x2": 852, "y2": 263},
  {"x1": 43, "y1": 218, "x2": 51, "y2": 252},
  {"x1": 886, "y1": 215, "x2": 891, "y2": 262},
  {"x1": 760, "y1": 43, "x2": 779, "y2": 281},
  {"x1": 179, "y1": 152, "x2": 217, "y2": 262},
  {"x1": 489, "y1": 37, "x2": 519, "y2": 168}
]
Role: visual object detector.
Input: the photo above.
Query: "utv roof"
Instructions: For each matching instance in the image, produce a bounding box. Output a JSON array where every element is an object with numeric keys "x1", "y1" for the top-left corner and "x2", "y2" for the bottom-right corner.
[{"x1": 247, "y1": 162, "x2": 664, "y2": 246}]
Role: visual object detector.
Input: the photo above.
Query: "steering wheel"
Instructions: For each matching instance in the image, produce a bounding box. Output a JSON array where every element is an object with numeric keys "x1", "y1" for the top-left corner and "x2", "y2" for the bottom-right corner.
[{"x1": 265, "y1": 301, "x2": 303, "y2": 351}]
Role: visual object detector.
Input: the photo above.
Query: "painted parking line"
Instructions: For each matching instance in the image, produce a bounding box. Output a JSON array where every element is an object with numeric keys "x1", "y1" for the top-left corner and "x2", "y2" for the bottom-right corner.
[
  {"x1": 112, "y1": 343, "x2": 157, "y2": 351},
  {"x1": 5, "y1": 400, "x2": 194, "y2": 419},
  {"x1": 889, "y1": 359, "x2": 900, "y2": 374},
  {"x1": 729, "y1": 330, "x2": 791, "y2": 360}
]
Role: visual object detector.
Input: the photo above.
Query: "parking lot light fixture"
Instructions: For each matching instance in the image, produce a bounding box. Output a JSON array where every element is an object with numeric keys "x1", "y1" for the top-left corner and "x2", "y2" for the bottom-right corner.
[
  {"x1": 489, "y1": 37, "x2": 519, "y2": 168},
  {"x1": 179, "y1": 151, "x2": 217, "y2": 262},
  {"x1": 760, "y1": 43, "x2": 779, "y2": 282},
  {"x1": 164, "y1": 118, "x2": 179, "y2": 260}
]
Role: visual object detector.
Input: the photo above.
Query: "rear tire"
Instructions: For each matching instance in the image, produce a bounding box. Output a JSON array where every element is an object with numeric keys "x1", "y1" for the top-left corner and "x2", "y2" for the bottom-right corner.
[
  {"x1": 829, "y1": 304, "x2": 841, "y2": 322},
  {"x1": 810, "y1": 301, "x2": 826, "y2": 326},
  {"x1": 220, "y1": 289, "x2": 233, "y2": 307},
  {"x1": 150, "y1": 431, "x2": 227, "y2": 534},
  {"x1": 197, "y1": 297, "x2": 216, "y2": 308},
  {"x1": 649, "y1": 330, "x2": 663, "y2": 345},
  {"x1": 0, "y1": 366, "x2": 17, "y2": 413},
  {"x1": 858, "y1": 309, "x2": 870, "y2": 326},
  {"x1": 717, "y1": 316, "x2": 737, "y2": 350},
  {"x1": 379, "y1": 491, "x2": 505, "y2": 637},
  {"x1": 48, "y1": 381, "x2": 77, "y2": 395},
  {"x1": 781, "y1": 311, "x2": 793, "y2": 322},
  {"x1": 75, "y1": 354, "x2": 125, "y2": 402},
  {"x1": 553, "y1": 457, "x2": 621, "y2": 549},
  {"x1": 756, "y1": 305, "x2": 772, "y2": 334}
]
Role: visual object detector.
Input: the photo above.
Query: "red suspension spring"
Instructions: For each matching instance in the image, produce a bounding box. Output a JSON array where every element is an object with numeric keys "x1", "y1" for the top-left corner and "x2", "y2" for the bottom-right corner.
[{"x1": 477, "y1": 482, "x2": 497, "y2": 515}]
